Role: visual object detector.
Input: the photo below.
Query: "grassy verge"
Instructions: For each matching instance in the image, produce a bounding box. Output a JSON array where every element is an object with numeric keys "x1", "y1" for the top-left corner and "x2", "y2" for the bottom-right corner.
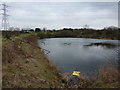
[{"x1": 2, "y1": 35, "x2": 64, "y2": 88}]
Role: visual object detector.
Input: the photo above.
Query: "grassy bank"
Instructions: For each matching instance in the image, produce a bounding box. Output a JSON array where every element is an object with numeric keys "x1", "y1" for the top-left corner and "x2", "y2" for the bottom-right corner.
[{"x1": 2, "y1": 35, "x2": 64, "y2": 88}]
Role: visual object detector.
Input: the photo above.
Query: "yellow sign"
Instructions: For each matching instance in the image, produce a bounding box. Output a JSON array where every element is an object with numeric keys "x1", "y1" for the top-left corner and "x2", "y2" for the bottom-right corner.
[{"x1": 72, "y1": 71, "x2": 80, "y2": 76}]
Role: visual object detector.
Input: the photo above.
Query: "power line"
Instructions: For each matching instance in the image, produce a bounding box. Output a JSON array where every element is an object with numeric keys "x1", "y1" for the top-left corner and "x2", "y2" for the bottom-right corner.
[{"x1": 0, "y1": 3, "x2": 10, "y2": 30}]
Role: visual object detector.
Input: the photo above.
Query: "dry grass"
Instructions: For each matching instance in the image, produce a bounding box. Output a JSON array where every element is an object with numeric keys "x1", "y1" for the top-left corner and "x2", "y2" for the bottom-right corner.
[
  {"x1": 91, "y1": 65, "x2": 119, "y2": 88},
  {"x1": 2, "y1": 35, "x2": 63, "y2": 88},
  {"x1": 98, "y1": 65, "x2": 118, "y2": 84}
]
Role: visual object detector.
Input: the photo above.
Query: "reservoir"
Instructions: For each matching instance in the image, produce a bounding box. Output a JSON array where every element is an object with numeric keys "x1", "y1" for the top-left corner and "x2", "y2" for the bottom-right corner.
[{"x1": 38, "y1": 38, "x2": 119, "y2": 76}]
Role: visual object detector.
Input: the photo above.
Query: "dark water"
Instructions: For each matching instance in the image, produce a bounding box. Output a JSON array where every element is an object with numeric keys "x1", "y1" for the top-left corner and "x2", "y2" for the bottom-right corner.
[{"x1": 38, "y1": 38, "x2": 119, "y2": 76}]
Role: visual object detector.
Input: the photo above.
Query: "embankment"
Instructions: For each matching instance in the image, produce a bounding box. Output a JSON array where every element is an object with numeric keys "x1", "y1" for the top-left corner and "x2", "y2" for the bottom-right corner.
[{"x1": 2, "y1": 35, "x2": 64, "y2": 88}]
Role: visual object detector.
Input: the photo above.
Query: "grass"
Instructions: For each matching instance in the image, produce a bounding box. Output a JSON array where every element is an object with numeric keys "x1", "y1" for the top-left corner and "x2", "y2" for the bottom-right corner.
[
  {"x1": 8, "y1": 66, "x2": 27, "y2": 73},
  {"x1": 8, "y1": 66, "x2": 17, "y2": 73},
  {"x1": 2, "y1": 35, "x2": 63, "y2": 88},
  {"x1": 2, "y1": 32, "x2": 37, "y2": 45}
]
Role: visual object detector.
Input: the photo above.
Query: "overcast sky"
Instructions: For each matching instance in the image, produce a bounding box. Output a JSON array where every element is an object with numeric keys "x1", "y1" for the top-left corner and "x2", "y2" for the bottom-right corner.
[{"x1": 0, "y1": 2, "x2": 118, "y2": 29}]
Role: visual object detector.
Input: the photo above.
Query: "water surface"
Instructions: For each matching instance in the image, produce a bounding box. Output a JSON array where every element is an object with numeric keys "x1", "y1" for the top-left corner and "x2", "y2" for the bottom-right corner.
[{"x1": 38, "y1": 38, "x2": 118, "y2": 76}]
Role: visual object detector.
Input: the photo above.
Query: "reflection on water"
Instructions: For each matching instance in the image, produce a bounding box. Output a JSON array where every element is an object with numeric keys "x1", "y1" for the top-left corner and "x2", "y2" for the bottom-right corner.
[
  {"x1": 84, "y1": 42, "x2": 118, "y2": 49},
  {"x1": 38, "y1": 38, "x2": 118, "y2": 76}
]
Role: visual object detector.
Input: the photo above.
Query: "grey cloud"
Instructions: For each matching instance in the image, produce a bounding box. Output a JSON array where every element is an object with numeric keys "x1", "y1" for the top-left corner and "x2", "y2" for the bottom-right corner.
[{"x1": 1, "y1": 2, "x2": 118, "y2": 29}]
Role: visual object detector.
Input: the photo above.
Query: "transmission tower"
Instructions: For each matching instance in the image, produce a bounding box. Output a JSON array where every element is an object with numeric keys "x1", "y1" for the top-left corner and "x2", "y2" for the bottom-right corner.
[{"x1": 0, "y1": 3, "x2": 10, "y2": 30}]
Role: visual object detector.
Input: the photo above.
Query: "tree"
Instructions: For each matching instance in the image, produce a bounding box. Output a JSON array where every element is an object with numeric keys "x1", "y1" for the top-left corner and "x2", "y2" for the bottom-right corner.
[
  {"x1": 35, "y1": 28, "x2": 41, "y2": 32},
  {"x1": 29, "y1": 29, "x2": 34, "y2": 32}
]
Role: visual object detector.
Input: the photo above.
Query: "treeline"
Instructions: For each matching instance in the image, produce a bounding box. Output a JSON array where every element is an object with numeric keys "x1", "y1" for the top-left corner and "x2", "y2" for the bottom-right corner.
[
  {"x1": 36, "y1": 28, "x2": 120, "y2": 40},
  {"x1": 2, "y1": 27, "x2": 120, "y2": 40}
]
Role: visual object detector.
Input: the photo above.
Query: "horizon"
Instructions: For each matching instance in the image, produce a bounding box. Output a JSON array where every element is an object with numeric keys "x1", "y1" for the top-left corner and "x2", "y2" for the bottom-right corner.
[{"x1": 1, "y1": 25, "x2": 119, "y2": 31}]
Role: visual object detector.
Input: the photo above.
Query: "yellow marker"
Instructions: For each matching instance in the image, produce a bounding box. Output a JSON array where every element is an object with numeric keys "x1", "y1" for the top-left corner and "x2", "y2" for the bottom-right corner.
[{"x1": 72, "y1": 71, "x2": 80, "y2": 76}]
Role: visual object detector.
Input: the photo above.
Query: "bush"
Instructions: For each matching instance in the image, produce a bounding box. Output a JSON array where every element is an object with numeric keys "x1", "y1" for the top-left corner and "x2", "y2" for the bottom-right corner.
[{"x1": 37, "y1": 32, "x2": 46, "y2": 39}]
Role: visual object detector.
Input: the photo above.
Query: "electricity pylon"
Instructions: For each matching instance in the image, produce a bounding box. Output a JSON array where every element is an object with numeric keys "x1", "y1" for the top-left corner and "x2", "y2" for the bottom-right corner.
[{"x1": 0, "y1": 3, "x2": 10, "y2": 30}]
